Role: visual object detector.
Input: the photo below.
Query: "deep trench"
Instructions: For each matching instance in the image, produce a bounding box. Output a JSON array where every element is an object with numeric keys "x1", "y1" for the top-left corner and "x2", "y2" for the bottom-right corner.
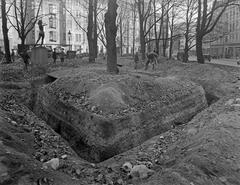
[{"x1": 30, "y1": 75, "x2": 220, "y2": 163}]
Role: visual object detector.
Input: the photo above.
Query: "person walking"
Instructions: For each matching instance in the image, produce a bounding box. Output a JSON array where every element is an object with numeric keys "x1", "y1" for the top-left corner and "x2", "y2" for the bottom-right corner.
[
  {"x1": 134, "y1": 52, "x2": 139, "y2": 69},
  {"x1": 145, "y1": 49, "x2": 158, "y2": 70},
  {"x1": 60, "y1": 49, "x2": 65, "y2": 63},
  {"x1": 52, "y1": 48, "x2": 57, "y2": 63},
  {"x1": 11, "y1": 49, "x2": 15, "y2": 62}
]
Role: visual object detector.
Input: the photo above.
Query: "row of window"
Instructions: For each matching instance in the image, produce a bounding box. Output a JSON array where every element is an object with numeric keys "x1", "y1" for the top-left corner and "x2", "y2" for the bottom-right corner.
[{"x1": 48, "y1": 31, "x2": 86, "y2": 43}]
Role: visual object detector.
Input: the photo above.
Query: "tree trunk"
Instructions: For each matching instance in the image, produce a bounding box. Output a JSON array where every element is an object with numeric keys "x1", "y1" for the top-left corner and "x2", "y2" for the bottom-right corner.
[
  {"x1": 169, "y1": 29, "x2": 173, "y2": 59},
  {"x1": 196, "y1": 34, "x2": 204, "y2": 64},
  {"x1": 137, "y1": 0, "x2": 146, "y2": 60},
  {"x1": 93, "y1": 0, "x2": 98, "y2": 58},
  {"x1": 87, "y1": 0, "x2": 95, "y2": 63},
  {"x1": 163, "y1": 10, "x2": 169, "y2": 57},
  {"x1": 183, "y1": 31, "x2": 189, "y2": 63},
  {"x1": 120, "y1": 18, "x2": 123, "y2": 56},
  {"x1": 21, "y1": 37, "x2": 26, "y2": 46},
  {"x1": 105, "y1": 0, "x2": 118, "y2": 74},
  {"x1": 140, "y1": 26, "x2": 146, "y2": 60},
  {"x1": 132, "y1": 3, "x2": 136, "y2": 56},
  {"x1": 1, "y1": 0, "x2": 11, "y2": 63}
]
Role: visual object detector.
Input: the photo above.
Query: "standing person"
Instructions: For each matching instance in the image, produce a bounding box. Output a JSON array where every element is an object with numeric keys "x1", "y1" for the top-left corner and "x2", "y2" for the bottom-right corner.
[
  {"x1": 145, "y1": 50, "x2": 158, "y2": 70},
  {"x1": 60, "y1": 49, "x2": 65, "y2": 63},
  {"x1": 20, "y1": 49, "x2": 30, "y2": 71},
  {"x1": 52, "y1": 48, "x2": 57, "y2": 63},
  {"x1": 134, "y1": 52, "x2": 139, "y2": 69},
  {"x1": 11, "y1": 49, "x2": 15, "y2": 62},
  {"x1": 0, "y1": 47, "x2": 4, "y2": 63}
]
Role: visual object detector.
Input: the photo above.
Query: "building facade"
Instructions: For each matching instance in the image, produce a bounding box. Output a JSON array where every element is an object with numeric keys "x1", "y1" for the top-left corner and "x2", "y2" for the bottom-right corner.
[
  {"x1": 0, "y1": 0, "x2": 142, "y2": 54},
  {"x1": 210, "y1": 3, "x2": 240, "y2": 58}
]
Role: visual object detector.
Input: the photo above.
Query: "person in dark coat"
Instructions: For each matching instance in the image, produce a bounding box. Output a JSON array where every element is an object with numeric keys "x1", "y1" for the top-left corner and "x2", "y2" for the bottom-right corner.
[
  {"x1": 11, "y1": 49, "x2": 15, "y2": 62},
  {"x1": 52, "y1": 48, "x2": 57, "y2": 63},
  {"x1": 145, "y1": 50, "x2": 158, "y2": 70},
  {"x1": 60, "y1": 49, "x2": 65, "y2": 63},
  {"x1": 20, "y1": 49, "x2": 30, "y2": 70},
  {"x1": 134, "y1": 52, "x2": 139, "y2": 69}
]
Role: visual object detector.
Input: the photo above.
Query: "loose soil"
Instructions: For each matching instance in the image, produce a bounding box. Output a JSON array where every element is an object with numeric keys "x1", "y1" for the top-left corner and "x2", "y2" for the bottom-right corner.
[{"x1": 0, "y1": 57, "x2": 240, "y2": 185}]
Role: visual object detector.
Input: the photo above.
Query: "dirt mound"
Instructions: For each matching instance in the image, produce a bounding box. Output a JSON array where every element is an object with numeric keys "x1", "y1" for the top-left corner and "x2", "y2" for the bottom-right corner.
[
  {"x1": 89, "y1": 83, "x2": 127, "y2": 112},
  {"x1": 100, "y1": 95, "x2": 240, "y2": 185},
  {"x1": 0, "y1": 108, "x2": 86, "y2": 185},
  {"x1": 35, "y1": 71, "x2": 207, "y2": 162},
  {"x1": 151, "y1": 61, "x2": 239, "y2": 98}
]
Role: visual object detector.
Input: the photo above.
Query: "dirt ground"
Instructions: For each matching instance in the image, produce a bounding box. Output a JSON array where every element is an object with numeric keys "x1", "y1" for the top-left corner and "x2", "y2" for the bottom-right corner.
[{"x1": 0, "y1": 57, "x2": 240, "y2": 185}]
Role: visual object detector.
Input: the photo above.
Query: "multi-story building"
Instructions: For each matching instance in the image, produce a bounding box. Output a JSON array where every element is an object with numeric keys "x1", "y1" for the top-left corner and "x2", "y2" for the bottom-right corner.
[
  {"x1": 210, "y1": 3, "x2": 240, "y2": 58},
  {"x1": 65, "y1": 0, "x2": 88, "y2": 52},
  {"x1": 28, "y1": 0, "x2": 67, "y2": 48}
]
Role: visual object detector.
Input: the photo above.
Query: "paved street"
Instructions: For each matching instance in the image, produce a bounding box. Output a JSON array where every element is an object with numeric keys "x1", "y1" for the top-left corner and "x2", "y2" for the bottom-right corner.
[
  {"x1": 189, "y1": 56, "x2": 240, "y2": 67},
  {"x1": 208, "y1": 59, "x2": 240, "y2": 67}
]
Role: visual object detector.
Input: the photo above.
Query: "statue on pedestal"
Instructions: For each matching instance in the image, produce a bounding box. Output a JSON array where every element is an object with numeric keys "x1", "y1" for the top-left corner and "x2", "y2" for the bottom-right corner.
[{"x1": 35, "y1": 20, "x2": 46, "y2": 46}]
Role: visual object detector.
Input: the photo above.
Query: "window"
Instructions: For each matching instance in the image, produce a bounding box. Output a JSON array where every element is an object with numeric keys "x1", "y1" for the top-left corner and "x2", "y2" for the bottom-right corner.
[
  {"x1": 49, "y1": 31, "x2": 57, "y2": 42},
  {"x1": 49, "y1": 15, "x2": 57, "y2": 29},
  {"x1": 67, "y1": 20, "x2": 72, "y2": 29},
  {"x1": 83, "y1": 33, "x2": 86, "y2": 43},
  {"x1": 49, "y1": 4, "x2": 57, "y2": 14},
  {"x1": 75, "y1": 34, "x2": 81, "y2": 42},
  {"x1": 76, "y1": 10, "x2": 81, "y2": 18}
]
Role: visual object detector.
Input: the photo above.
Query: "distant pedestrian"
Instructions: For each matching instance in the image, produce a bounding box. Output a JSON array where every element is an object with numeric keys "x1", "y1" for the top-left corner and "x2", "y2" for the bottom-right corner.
[
  {"x1": 52, "y1": 48, "x2": 57, "y2": 63},
  {"x1": 134, "y1": 52, "x2": 139, "y2": 69},
  {"x1": 60, "y1": 49, "x2": 65, "y2": 63},
  {"x1": 20, "y1": 49, "x2": 30, "y2": 71},
  {"x1": 11, "y1": 49, "x2": 15, "y2": 62}
]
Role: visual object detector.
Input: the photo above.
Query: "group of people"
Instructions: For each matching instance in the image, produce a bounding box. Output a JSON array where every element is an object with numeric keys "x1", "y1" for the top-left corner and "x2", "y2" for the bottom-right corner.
[
  {"x1": 0, "y1": 47, "x2": 17, "y2": 63},
  {"x1": 52, "y1": 48, "x2": 65, "y2": 63},
  {"x1": 134, "y1": 50, "x2": 159, "y2": 70}
]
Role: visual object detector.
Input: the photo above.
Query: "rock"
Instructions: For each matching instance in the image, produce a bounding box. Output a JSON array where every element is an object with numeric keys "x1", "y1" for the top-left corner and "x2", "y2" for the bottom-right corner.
[
  {"x1": 121, "y1": 162, "x2": 133, "y2": 173},
  {"x1": 225, "y1": 99, "x2": 234, "y2": 105},
  {"x1": 187, "y1": 128, "x2": 198, "y2": 135},
  {"x1": 75, "y1": 168, "x2": 81, "y2": 175},
  {"x1": 43, "y1": 158, "x2": 60, "y2": 170},
  {"x1": 117, "y1": 179, "x2": 124, "y2": 185},
  {"x1": 61, "y1": 154, "x2": 67, "y2": 159},
  {"x1": 128, "y1": 164, "x2": 154, "y2": 179}
]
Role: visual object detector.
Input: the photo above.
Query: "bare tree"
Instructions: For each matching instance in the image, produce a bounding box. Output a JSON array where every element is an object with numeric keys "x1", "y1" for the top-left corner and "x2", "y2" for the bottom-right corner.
[
  {"x1": 168, "y1": 0, "x2": 182, "y2": 59},
  {"x1": 87, "y1": 0, "x2": 98, "y2": 62},
  {"x1": 137, "y1": 0, "x2": 174, "y2": 60},
  {"x1": 136, "y1": 0, "x2": 153, "y2": 60},
  {"x1": 131, "y1": 0, "x2": 137, "y2": 56},
  {"x1": 7, "y1": 0, "x2": 43, "y2": 46},
  {"x1": 105, "y1": 0, "x2": 118, "y2": 74},
  {"x1": 117, "y1": 0, "x2": 130, "y2": 56},
  {"x1": 196, "y1": 0, "x2": 238, "y2": 63},
  {"x1": 181, "y1": 0, "x2": 197, "y2": 62},
  {"x1": 1, "y1": 0, "x2": 12, "y2": 63}
]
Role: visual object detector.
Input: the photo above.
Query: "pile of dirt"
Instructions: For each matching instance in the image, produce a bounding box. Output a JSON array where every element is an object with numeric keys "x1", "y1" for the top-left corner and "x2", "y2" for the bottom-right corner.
[
  {"x1": 35, "y1": 70, "x2": 207, "y2": 162},
  {"x1": 142, "y1": 61, "x2": 239, "y2": 98},
  {"x1": 100, "y1": 95, "x2": 240, "y2": 185}
]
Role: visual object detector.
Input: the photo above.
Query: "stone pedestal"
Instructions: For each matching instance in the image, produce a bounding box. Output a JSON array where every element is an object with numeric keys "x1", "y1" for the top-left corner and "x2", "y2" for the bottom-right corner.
[{"x1": 31, "y1": 47, "x2": 48, "y2": 69}]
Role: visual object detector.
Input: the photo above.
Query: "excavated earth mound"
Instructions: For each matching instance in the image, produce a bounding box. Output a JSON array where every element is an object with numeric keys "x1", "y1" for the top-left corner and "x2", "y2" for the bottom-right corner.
[
  {"x1": 35, "y1": 71, "x2": 207, "y2": 163},
  {"x1": 150, "y1": 61, "x2": 239, "y2": 99},
  {"x1": 100, "y1": 96, "x2": 240, "y2": 185}
]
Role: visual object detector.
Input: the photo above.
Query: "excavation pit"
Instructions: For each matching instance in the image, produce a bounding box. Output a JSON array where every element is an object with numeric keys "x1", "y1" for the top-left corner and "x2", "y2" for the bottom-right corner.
[{"x1": 35, "y1": 72, "x2": 208, "y2": 163}]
